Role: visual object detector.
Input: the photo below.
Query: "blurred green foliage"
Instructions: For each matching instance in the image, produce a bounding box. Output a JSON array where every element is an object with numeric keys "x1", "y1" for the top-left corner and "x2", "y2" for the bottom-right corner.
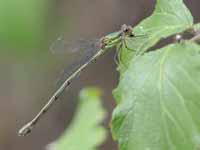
[
  {"x1": 47, "y1": 87, "x2": 107, "y2": 150},
  {"x1": 0, "y1": 0, "x2": 49, "y2": 56}
]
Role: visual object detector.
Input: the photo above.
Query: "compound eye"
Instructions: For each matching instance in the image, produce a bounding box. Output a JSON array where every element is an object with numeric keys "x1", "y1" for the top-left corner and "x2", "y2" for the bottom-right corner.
[{"x1": 121, "y1": 24, "x2": 128, "y2": 32}]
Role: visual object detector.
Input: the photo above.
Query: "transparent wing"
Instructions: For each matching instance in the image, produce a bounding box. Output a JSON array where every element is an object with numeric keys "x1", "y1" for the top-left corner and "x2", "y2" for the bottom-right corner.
[
  {"x1": 50, "y1": 36, "x2": 100, "y2": 54},
  {"x1": 51, "y1": 37, "x2": 102, "y2": 86}
]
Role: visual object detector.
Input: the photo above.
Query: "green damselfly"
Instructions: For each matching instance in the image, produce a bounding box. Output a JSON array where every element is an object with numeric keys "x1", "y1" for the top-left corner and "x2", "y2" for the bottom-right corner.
[{"x1": 18, "y1": 24, "x2": 134, "y2": 136}]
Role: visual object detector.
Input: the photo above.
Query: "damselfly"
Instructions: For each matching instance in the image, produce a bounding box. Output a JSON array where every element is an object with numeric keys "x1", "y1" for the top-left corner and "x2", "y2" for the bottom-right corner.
[{"x1": 18, "y1": 24, "x2": 134, "y2": 136}]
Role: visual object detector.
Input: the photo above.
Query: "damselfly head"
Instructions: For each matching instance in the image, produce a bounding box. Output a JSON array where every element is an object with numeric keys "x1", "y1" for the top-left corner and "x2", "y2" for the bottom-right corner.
[{"x1": 121, "y1": 24, "x2": 133, "y2": 36}]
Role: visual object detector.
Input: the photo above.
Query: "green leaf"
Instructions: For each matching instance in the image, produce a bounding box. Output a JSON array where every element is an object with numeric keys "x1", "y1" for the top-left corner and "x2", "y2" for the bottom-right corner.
[
  {"x1": 119, "y1": 0, "x2": 193, "y2": 73},
  {"x1": 112, "y1": 41, "x2": 200, "y2": 150},
  {"x1": 47, "y1": 87, "x2": 107, "y2": 150}
]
